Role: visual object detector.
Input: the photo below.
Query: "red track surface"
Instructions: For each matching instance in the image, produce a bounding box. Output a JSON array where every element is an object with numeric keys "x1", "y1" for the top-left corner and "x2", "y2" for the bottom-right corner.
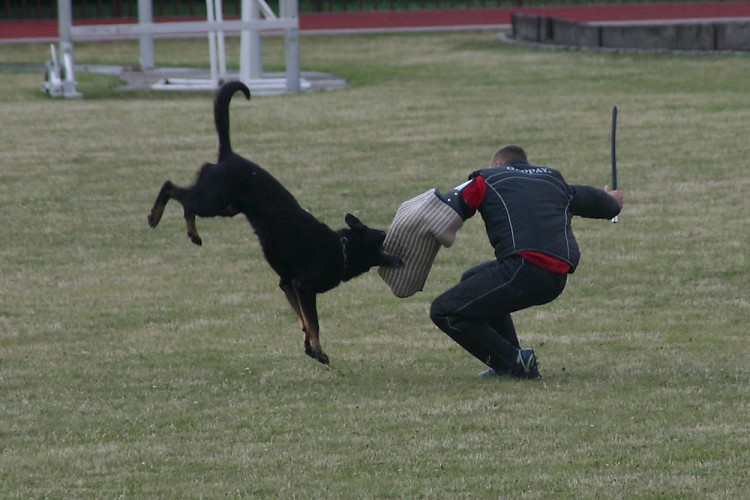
[{"x1": 2, "y1": 2, "x2": 750, "y2": 41}]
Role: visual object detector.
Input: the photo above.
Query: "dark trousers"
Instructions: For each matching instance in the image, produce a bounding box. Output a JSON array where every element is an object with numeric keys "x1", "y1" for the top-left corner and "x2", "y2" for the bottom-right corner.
[{"x1": 430, "y1": 256, "x2": 567, "y2": 371}]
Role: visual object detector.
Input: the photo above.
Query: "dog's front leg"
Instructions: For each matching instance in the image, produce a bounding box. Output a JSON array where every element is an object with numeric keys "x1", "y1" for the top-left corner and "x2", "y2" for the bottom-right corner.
[{"x1": 294, "y1": 284, "x2": 328, "y2": 365}]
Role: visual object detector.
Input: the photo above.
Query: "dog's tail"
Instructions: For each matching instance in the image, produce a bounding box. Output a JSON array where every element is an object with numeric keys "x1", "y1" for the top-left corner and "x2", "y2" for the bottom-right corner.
[{"x1": 214, "y1": 81, "x2": 251, "y2": 162}]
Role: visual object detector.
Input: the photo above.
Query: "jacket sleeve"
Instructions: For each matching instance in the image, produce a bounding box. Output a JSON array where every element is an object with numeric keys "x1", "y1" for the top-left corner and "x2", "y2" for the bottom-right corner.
[
  {"x1": 569, "y1": 185, "x2": 621, "y2": 219},
  {"x1": 436, "y1": 176, "x2": 485, "y2": 221}
]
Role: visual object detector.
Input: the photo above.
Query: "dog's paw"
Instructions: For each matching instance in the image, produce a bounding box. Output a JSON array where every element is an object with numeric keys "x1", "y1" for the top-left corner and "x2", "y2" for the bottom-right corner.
[
  {"x1": 316, "y1": 352, "x2": 330, "y2": 365},
  {"x1": 147, "y1": 213, "x2": 160, "y2": 228},
  {"x1": 190, "y1": 235, "x2": 203, "y2": 246},
  {"x1": 304, "y1": 343, "x2": 330, "y2": 365}
]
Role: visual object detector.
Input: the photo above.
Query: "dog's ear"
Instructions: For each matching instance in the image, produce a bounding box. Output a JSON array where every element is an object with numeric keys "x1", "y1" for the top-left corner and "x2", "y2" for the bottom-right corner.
[{"x1": 345, "y1": 213, "x2": 365, "y2": 230}]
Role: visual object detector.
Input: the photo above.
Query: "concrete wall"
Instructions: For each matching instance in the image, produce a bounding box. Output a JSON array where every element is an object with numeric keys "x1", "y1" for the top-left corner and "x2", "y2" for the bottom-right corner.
[{"x1": 511, "y1": 13, "x2": 750, "y2": 51}]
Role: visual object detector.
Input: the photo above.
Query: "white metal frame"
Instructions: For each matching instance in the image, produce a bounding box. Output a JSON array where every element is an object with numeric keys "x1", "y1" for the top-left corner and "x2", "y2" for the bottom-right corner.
[
  {"x1": 43, "y1": 43, "x2": 82, "y2": 98},
  {"x1": 51, "y1": 0, "x2": 301, "y2": 97}
]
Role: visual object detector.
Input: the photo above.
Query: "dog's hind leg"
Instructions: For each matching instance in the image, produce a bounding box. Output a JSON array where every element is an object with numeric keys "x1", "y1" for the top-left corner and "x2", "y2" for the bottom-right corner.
[
  {"x1": 184, "y1": 210, "x2": 203, "y2": 246},
  {"x1": 147, "y1": 181, "x2": 177, "y2": 228},
  {"x1": 148, "y1": 181, "x2": 204, "y2": 246},
  {"x1": 280, "y1": 280, "x2": 306, "y2": 334}
]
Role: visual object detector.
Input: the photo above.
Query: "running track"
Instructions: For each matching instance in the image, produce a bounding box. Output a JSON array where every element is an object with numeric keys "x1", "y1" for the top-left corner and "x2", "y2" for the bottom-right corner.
[{"x1": 2, "y1": 2, "x2": 750, "y2": 42}]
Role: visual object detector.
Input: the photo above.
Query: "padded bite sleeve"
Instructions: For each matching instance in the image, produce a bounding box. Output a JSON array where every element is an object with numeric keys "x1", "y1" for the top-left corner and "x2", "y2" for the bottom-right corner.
[{"x1": 378, "y1": 189, "x2": 464, "y2": 298}]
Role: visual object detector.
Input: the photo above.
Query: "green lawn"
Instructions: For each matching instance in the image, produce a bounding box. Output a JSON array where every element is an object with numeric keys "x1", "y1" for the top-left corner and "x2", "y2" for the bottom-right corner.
[{"x1": 1, "y1": 32, "x2": 748, "y2": 497}]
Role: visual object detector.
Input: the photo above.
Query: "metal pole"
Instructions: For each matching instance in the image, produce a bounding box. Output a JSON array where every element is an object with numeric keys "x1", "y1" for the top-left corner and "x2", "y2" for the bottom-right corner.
[
  {"x1": 57, "y1": 0, "x2": 72, "y2": 55},
  {"x1": 282, "y1": 0, "x2": 300, "y2": 93},
  {"x1": 138, "y1": 0, "x2": 155, "y2": 70},
  {"x1": 240, "y1": 0, "x2": 263, "y2": 82},
  {"x1": 215, "y1": 0, "x2": 227, "y2": 80},
  {"x1": 57, "y1": 0, "x2": 81, "y2": 97},
  {"x1": 240, "y1": 0, "x2": 250, "y2": 82},
  {"x1": 206, "y1": 0, "x2": 219, "y2": 87},
  {"x1": 250, "y1": 0, "x2": 262, "y2": 79}
]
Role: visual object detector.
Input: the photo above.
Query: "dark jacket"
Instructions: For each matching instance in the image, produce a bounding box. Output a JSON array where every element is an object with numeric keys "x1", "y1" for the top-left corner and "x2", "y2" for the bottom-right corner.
[{"x1": 469, "y1": 161, "x2": 620, "y2": 272}]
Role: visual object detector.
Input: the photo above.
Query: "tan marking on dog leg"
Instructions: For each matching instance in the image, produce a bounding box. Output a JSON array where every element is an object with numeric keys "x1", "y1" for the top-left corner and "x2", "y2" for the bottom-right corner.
[
  {"x1": 280, "y1": 282, "x2": 307, "y2": 341},
  {"x1": 148, "y1": 203, "x2": 166, "y2": 227},
  {"x1": 148, "y1": 181, "x2": 174, "y2": 228},
  {"x1": 185, "y1": 214, "x2": 202, "y2": 246},
  {"x1": 295, "y1": 288, "x2": 328, "y2": 365}
]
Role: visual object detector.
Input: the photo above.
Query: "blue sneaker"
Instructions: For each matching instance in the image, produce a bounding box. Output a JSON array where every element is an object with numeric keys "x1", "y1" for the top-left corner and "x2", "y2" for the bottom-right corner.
[
  {"x1": 513, "y1": 348, "x2": 542, "y2": 380},
  {"x1": 476, "y1": 367, "x2": 510, "y2": 378}
]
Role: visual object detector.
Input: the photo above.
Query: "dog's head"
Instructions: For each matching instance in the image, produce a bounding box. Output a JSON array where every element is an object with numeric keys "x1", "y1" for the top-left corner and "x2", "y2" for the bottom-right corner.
[{"x1": 339, "y1": 213, "x2": 403, "y2": 282}]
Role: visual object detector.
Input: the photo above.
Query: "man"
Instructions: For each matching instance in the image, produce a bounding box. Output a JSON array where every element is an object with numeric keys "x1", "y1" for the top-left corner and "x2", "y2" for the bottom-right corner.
[{"x1": 429, "y1": 145, "x2": 623, "y2": 379}]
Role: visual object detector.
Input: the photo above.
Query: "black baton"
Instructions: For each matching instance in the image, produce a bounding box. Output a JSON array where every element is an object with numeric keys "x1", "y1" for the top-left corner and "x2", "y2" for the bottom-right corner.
[{"x1": 611, "y1": 106, "x2": 618, "y2": 223}]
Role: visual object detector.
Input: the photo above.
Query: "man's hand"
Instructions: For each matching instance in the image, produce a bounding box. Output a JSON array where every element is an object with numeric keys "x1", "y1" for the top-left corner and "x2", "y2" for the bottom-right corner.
[{"x1": 604, "y1": 185, "x2": 624, "y2": 210}]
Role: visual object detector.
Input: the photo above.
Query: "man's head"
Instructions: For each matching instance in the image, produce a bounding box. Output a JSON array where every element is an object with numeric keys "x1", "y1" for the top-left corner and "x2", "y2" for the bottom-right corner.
[{"x1": 490, "y1": 145, "x2": 527, "y2": 167}]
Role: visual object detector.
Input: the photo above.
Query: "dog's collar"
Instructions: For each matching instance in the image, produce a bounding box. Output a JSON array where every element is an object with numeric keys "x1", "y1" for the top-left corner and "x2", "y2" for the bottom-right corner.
[{"x1": 340, "y1": 236, "x2": 350, "y2": 281}]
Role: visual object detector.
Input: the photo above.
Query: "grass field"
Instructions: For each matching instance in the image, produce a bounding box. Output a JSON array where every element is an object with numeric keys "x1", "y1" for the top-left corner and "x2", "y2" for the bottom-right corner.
[{"x1": 1, "y1": 33, "x2": 749, "y2": 497}]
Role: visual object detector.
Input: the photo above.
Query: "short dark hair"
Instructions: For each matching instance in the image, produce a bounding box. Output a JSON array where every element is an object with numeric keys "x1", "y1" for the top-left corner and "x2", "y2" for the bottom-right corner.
[{"x1": 491, "y1": 145, "x2": 527, "y2": 166}]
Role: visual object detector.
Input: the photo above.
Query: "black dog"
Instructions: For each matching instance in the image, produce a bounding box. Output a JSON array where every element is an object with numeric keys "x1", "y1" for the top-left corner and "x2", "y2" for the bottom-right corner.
[{"x1": 148, "y1": 81, "x2": 401, "y2": 365}]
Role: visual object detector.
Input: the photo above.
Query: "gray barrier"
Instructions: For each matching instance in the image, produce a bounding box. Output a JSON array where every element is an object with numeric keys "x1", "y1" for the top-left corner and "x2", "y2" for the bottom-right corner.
[{"x1": 511, "y1": 13, "x2": 750, "y2": 51}]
